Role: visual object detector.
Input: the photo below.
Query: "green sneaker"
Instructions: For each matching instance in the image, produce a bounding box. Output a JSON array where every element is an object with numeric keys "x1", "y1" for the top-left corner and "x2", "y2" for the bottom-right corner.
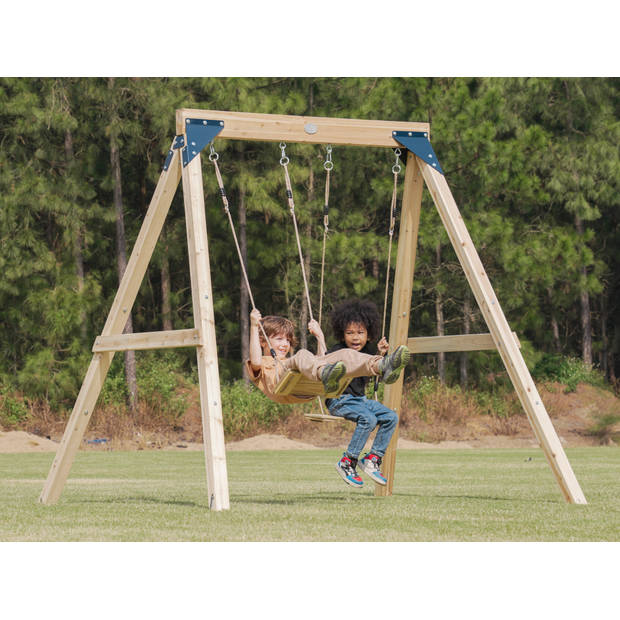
[
  {"x1": 320, "y1": 361, "x2": 346, "y2": 393},
  {"x1": 378, "y1": 345, "x2": 410, "y2": 384}
]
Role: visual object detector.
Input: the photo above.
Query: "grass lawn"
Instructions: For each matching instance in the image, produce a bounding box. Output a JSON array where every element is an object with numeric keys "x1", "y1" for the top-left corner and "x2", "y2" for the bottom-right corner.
[{"x1": 1, "y1": 447, "x2": 619, "y2": 541}]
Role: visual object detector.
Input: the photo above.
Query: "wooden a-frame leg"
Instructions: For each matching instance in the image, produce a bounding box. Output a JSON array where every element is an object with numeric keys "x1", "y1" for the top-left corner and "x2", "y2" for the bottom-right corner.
[
  {"x1": 376, "y1": 153, "x2": 424, "y2": 497},
  {"x1": 421, "y1": 162, "x2": 587, "y2": 505},
  {"x1": 39, "y1": 150, "x2": 182, "y2": 505},
  {"x1": 181, "y1": 154, "x2": 230, "y2": 511}
]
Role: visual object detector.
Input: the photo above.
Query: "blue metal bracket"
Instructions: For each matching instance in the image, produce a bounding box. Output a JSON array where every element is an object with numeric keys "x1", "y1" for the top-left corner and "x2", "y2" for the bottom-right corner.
[
  {"x1": 392, "y1": 130, "x2": 444, "y2": 175},
  {"x1": 163, "y1": 135, "x2": 185, "y2": 171},
  {"x1": 181, "y1": 118, "x2": 225, "y2": 167}
]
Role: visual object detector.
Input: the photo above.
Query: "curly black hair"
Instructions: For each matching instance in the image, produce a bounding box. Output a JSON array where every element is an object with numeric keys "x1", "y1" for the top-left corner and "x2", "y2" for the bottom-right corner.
[{"x1": 330, "y1": 299, "x2": 381, "y2": 342}]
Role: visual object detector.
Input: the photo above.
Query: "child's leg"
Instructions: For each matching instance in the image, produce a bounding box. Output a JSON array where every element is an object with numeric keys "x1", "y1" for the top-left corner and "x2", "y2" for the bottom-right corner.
[
  {"x1": 285, "y1": 349, "x2": 381, "y2": 381},
  {"x1": 282, "y1": 349, "x2": 319, "y2": 379},
  {"x1": 361, "y1": 399, "x2": 399, "y2": 457},
  {"x1": 352, "y1": 400, "x2": 398, "y2": 485},
  {"x1": 325, "y1": 348, "x2": 382, "y2": 378},
  {"x1": 327, "y1": 395, "x2": 379, "y2": 459}
]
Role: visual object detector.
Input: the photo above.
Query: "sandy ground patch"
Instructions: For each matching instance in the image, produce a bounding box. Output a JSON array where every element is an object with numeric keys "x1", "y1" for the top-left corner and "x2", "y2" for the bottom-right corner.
[
  {"x1": 0, "y1": 431, "x2": 59, "y2": 453},
  {"x1": 0, "y1": 430, "x2": 595, "y2": 454},
  {"x1": 1, "y1": 430, "x2": 540, "y2": 453}
]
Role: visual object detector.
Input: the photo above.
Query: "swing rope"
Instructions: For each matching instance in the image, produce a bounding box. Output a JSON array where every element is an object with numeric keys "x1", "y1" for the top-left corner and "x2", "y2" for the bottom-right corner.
[
  {"x1": 374, "y1": 148, "x2": 402, "y2": 399},
  {"x1": 318, "y1": 145, "x2": 332, "y2": 328},
  {"x1": 208, "y1": 145, "x2": 284, "y2": 373},
  {"x1": 280, "y1": 143, "x2": 315, "y2": 323},
  {"x1": 279, "y1": 143, "x2": 339, "y2": 419},
  {"x1": 381, "y1": 148, "x2": 401, "y2": 340},
  {"x1": 208, "y1": 143, "x2": 350, "y2": 403}
]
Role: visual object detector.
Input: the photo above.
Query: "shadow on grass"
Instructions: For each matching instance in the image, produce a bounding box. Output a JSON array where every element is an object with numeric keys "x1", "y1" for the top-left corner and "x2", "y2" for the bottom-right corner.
[
  {"x1": 232, "y1": 491, "x2": 373, "y2": 505},
  {"x1": 395, "y1": 491, "x2": 561, "y2": 504},
  {"x1": 74, "y1": 496, "x2": 207, "y2": 508},
  {"x1": 66, "y1": 490, "x2": 562, "y2": 509},
  {"x1": 232, "y1": 490, "x2": 562, "y2": 506}
]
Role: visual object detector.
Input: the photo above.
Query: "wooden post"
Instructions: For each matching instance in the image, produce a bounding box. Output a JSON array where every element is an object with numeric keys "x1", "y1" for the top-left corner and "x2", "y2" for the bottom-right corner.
[
  {"x1": 180, "y1": 153, "x2": 230, "y2": 511},
  {"x1": 40, "y1": 150, "x2": 182, "y2": 505},
  {"x1": 376, "y1": 153, "x2": 424, "y2": 497},
  {"x1": 420, "y1": 162, "x2": 587, "y2": 505}
]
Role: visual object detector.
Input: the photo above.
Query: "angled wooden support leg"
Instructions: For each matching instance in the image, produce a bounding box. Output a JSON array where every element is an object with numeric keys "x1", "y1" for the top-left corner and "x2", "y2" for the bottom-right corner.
[
  {"x1": 376, "y1": 153, "x2": 424, "y2": 497},
  {"x1": 420, "y1": 162, "x2": 587, "y2": 505},
  {"x1": 181, "y1": 153, "x2": 230, "y2": 511},
  {"x1": 39, "y1": 150, "x2": 182, "y2": 505}
]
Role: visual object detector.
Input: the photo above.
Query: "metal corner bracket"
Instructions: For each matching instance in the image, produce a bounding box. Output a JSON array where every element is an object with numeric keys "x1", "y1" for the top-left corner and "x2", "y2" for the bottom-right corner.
[
  {"x1": 392, "y1": 130, "x2": 444, "y2": 175},
  {"x1": 163, "y1": 135, "x2": 186, "y2": 171},
  {"x1": 181, "y1": 119, "x2": 225, "y2": 167}
]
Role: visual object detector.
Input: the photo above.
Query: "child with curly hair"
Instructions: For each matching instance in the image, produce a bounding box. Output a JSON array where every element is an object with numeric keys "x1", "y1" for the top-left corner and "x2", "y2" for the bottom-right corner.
[{"x1": 327, "y1": 299, "x2": 409, "y2": 488}]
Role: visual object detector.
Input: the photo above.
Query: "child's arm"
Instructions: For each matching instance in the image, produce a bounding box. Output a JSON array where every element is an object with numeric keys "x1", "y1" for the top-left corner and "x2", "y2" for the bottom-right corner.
[
  {"x1": 249, "y1": 309, "x2": 264, "y2": 370},
  {"x1": 308, "y1": 319, "x2": 327, "y2": 356},
  {"x1": 377, "y1": 337, "x2": 389, "y2": 356}
]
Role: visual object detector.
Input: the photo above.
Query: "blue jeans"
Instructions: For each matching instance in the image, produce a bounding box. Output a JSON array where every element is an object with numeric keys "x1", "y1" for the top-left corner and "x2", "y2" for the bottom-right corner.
[{"x1": 326, "y1": 394, "x2": 398, "y2": 459}]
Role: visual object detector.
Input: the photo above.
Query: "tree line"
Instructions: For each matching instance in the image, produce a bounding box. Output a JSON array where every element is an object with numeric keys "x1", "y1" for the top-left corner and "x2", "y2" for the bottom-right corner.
[{"x1": 1, "y1": 77, "x2": 618, "y2": 412}]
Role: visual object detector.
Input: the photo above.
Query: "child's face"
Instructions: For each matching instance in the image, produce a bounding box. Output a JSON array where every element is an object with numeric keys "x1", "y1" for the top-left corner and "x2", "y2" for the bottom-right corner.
[
  {"x1": 343, "y1": 322, "x2": 368, "y2": 351},
  {"x1": 263, "y1": 331, "x2": 291, "y2": 359}
]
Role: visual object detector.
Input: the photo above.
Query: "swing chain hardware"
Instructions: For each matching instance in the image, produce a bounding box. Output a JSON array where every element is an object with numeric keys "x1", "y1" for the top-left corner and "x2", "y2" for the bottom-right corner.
[
  {"x1": 208, "y1": 144, "x2": 219, "y2": 162},
  {"x1": 389, "y1": 149, "x2": 401, "y2": 237},
  {"x1": 392, "y1": 148, "x2": 402, "y2": 175},
  {"x1": 323, "y1": 144, "x2": 333, "y2": 171},
  {"x1": 279, "y1": 142, "x2": 289, "y2": 166}
]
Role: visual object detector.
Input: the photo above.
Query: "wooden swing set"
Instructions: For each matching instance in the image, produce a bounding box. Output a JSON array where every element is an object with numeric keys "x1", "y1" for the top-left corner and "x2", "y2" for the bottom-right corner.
[{"x1": 39, "y1": 110, "x2": 587, "y2": 511}]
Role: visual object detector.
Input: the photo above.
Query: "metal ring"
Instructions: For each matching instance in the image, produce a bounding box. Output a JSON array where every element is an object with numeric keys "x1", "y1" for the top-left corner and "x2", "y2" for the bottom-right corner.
[
  {"x1": 279, "y1": 142, "x2": 288, "y2": 166},
  {"x1": 209, "y1": 145, "x2": 219, "y2": 161},
  {"x1": 324, "y1": 161, "x2": 333, "y2": 171},
  {"x1": 392, "y1": 164, "x2": 401, "y2": 174}
]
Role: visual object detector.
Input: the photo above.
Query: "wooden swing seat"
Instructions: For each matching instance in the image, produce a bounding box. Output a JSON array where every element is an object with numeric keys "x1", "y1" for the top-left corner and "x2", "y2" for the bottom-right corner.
[
  {"x1": 273, "y1": 369, "x2": 351, "y2": 398},
  {"x1": 304, "y1": 412, "x2": 343, "y2": 422},
  {"x1": 273, "y1": 370, "x2": 351, "y2": 423}
]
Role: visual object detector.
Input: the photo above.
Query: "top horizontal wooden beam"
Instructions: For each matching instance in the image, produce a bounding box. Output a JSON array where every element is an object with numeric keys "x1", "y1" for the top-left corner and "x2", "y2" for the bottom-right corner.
[{"x1": 175, "y1": 109, "x2": 430, "y2": 148}]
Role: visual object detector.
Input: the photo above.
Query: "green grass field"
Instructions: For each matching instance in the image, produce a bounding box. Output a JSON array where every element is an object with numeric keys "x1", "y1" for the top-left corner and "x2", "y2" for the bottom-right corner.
[{"x1": 1, "y1": 447, "x2": 619, "y2": 541}]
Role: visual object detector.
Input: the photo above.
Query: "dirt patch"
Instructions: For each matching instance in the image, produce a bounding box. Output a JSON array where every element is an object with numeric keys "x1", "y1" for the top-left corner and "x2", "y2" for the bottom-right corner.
[
  {"x1": 0, "y1": 431, "x2": 59, "y2": 453},
  {"x1": 3, "y1": 382, "x2": 618, "y2": 453}
]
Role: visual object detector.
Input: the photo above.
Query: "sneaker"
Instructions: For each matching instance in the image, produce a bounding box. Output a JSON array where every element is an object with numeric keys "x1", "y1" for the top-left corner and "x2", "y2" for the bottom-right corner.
[
  {"x1": 320, "y1": 361, "x2": 346, "y2": 393},
  {"x1": 378, "y1": 345, "x2": 410, "y2": 384},
  {"x1": 335, "y1": 453, "x2": 363, "y2": 488},
  {"x1": 359, "y1": 453, "x2": 387, "y2": 486}
]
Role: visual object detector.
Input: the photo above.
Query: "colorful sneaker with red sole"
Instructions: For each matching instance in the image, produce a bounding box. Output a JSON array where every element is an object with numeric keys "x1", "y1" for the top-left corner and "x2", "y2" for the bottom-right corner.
[
  {"x1": 335, "y1": 453, "x2": 363, "y2": 488},
  {"x1": 359, "y1": 452, "x2": 387, "y2": 485}
]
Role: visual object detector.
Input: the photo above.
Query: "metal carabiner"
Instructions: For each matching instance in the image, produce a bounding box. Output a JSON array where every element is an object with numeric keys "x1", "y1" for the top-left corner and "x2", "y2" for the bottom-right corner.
[
  {"x1": 279, "y1": 142, "x2": 289, "y2": 166},
  {"x1": 324, "y1": 144, "x2": 333, "y2": 171},
  {"x1": 392, "y1": 148, "x2": 402, "y2": 175}
]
